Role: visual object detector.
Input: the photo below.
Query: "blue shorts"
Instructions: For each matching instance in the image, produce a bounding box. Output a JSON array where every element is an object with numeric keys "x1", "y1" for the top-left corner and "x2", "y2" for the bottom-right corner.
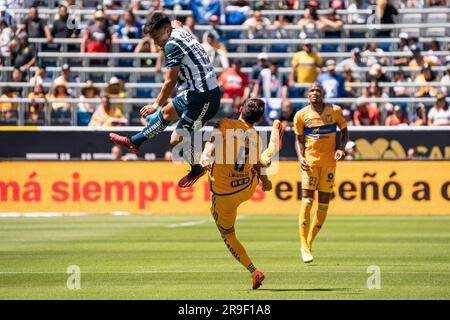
[{"x1": 172, "y1": 86, "x2": 221, "y2": 134}]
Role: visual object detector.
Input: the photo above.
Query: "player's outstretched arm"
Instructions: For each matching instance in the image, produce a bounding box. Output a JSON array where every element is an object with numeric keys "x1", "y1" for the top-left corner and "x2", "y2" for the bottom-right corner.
[{"x1": 253, "y1": 163, "x2": 272, "y2": 192}]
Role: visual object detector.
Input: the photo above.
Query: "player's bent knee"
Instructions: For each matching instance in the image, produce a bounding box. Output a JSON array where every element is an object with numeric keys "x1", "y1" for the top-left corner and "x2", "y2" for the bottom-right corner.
[{"x1": 217, "y1": 223, "x2": 235, "y2": 235}]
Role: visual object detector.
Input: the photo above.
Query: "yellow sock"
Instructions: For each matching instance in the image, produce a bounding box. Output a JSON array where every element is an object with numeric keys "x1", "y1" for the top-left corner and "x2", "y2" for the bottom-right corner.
[
  {"x1": 299, "y1": 197, "x2": 313, "y2": 250},
  {"x1": 222, "y1": 232, "x2": 256, "y2": 273},
  {"x1": 307, "y1": 202, "x2": 329, "y2": 250}
]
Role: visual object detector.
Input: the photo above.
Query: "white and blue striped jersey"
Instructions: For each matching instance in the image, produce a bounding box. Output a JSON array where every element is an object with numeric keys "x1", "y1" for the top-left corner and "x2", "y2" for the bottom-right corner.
[{"x1": 164, "y1": 28, "x2": 218, "y2": 93}]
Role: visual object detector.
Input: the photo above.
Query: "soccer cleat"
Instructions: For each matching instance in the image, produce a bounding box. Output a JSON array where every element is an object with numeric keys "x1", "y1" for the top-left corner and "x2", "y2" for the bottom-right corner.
[
  {"x1": 178, "y1": 167, "x2": 206, "y2": 188},
  {"x1": 260, "y1": 120, "x2": 285, "y2": 166},
  {"x1": 252, "y1": 270, "x2": 265, "y2": 290},
  {"x1": 301, "y1": 248, "x2": 314, "y2": 263},
  {"x1": 109, "y1": 133, "x2": 139, "y2": 154}
]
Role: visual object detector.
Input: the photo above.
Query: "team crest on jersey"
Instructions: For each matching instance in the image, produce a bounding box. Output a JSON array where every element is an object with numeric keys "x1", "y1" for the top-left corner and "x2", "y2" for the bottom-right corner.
[
  {"x1": 306, "y1": 118, "x2": 312, "y2": 125},
  {"x1": 325, "y1": 114, "x2": 332, "y2": 124}
]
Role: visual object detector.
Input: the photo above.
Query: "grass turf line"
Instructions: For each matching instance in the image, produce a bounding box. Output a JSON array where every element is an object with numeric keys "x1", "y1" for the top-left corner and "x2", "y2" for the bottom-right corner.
[{"x1": 0, "y1": 215, "x2": 449, "y2": 300}]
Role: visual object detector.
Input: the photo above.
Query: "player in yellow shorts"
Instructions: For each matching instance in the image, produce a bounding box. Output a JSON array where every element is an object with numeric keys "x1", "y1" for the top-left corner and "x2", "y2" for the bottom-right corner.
[
  {"x1": 294, "y1": 83, "x2": 349, "y2": 263},
  {"x1": 199, "y1": 98, "x2": 283, "y2": 289}
]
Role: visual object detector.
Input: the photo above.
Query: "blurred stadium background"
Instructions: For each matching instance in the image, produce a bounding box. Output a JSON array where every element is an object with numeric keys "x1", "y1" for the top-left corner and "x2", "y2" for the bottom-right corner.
[{"x1": 0, "y1": 0, "x2": 449, "y2": 299}]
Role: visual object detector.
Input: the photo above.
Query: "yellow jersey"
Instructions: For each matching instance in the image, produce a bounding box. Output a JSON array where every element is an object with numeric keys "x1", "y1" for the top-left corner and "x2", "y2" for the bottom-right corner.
[
  {"x1": 291, "y1": 50, "x2": 322, "y2": 83},
  {"x1": 210, "y1": 118, "x2": 261, "y2": 196},
  {"x1": 294, "y1": 104, "x2": 347, "y2": 167}
]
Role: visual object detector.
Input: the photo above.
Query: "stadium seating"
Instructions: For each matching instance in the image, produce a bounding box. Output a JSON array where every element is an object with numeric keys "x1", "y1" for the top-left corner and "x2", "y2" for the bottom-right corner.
[{"x1": 0, "y1": 0, "x2": 449, "y2": 127}]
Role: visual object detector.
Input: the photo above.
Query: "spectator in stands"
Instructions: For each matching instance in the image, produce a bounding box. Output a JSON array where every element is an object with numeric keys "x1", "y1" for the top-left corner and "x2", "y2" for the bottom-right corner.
[
  {"x1": 277, "y1": 0, "x2": 300, "y2": 10},
  {"x1": 408, "y1": 45, "x2": 436, "y2": 68},
  {"x1": 243, "y1": 10, "x2": 271, "y2": 40},
  {"x1": 0, "y1": 86, "x2": 18, "y2": 120},
  {"x1": 88, "y1": 94, "x2": 127, "y2": 127},
  {"x1": 51, "y1": 4, "x2": 78, "y2": 39},
  {"x1": 111, "y1": 145, "x2": 129, "y2": 161},
  {"x1": 317, "y1": 60, "x2": 347, "y2": 98},
  {"x1": 393, "y1": 33, "x2": 411, "y2": 66},
  {"x1": 375, "y1": 0, "x2": 398, "y2": 37},
  {"x1": 363, "y1": 42, "x2": 387, "y2": 67},
  {"x1": 149, "y1": 0, "x2": 164, "y2": 12},
  {"x1": 10, "y1": 32, "x2": 37, "y2": 72},
  {"x1": 342, "y1": 65, "x2": 360, "y2": 97},
  {"x1": 105, "y1": 76, "x2": 126, "y2": 112},
  {"x1": 250, "y1": 52, "x2": 269, "y2": 85},
  {"x1": 344, "y1": 141, "x2": 356, "y2": 160},
  {"x1": 347, "y1": 0, "x2": 369, "y2": 26},
  {"x1": 425, "y1": 40, "x2": 442, "y2": 66},
  {"x1": 392, "y1": 70, "x2": 413, "y2": 97},
  {"x1": 81, "y1": 10, "x2": 111, "y2": 65},
  {"x1": 130, "y1": 0, "x2": 146, "y2": 11},
  {"x1": 16, "y1": 6, "x2": 53, "y2": 43},
  {"x1": 440, "y1": 61, "x2": 450, "y2": 96},
  {"x1": 202, "y1": 15, "x2": 224, "y2": 46},
  {"x1": 290, "y1": 39, "x2": 322, "y2": 87},
  {"x1": 201, "y1": 32, "x2": 229, "y2": 68},
  {"x1": 218, "y1": 59, "x2": 250, "y2": 111},
  {"x1": 102, "y1": 0, "x2": 122, "y2": 26},
  {"x1": 411, "y1": 103, "x2": 427, "y2": 126},
  {"x1": 319, "y1": 8, "x2": 343, "y2": 39},
  {"x1": 297, "y1": 6, "x2": 320, "y2": 39},
  {"x1": 427, "y1": 92, "x2": 450, "y2": 126},
  {"x1": 27, "y1": 83, "x2": 46, "y2": 122},
  {"x1": 385, "y1": 104, "x2": 408, "y2": 126},
  {"x1": 56, "y1": 64, "x2": 78, "y2": 84},
  {"x1": 353, "y1": 99, "x2": 380, "y2": 126},
  {"x1": 427, "y1": 0, "x2": 447, "y2": 7},
  {"x1": 369, "y1": 64, "x2": 390, "y2": 83},
  {"x1": 0, "y1": 5, "x2": 17, "y2": 32},
  {"x1": 0, "y1": 17, "x2": 13, "y2": 58},
  {"x1": 279, "y1": 99, "x2": 295, "y2": 128},
  {"x1": 78, "y1": 80, "x2": 100, "y2": 113},
  {"x1": 252, "y1": 61, "x2": 288, "y2": 100},
  {"x1": 415, "y1": 64, "x2": 438, "y2": 97},
  {"x1": 135, "y1": 35, "x2": 163, "y2": 70},
  {"x1": 29, "y1": 65, "x2": 52, "y2": 86},
  {"x1": 362, "y1": 80, "x2": 389, "y2": 116},
  {"x1": 342, "y1": 107, "x2": 354, "y2": 126},
  {"x1": 273, "y1": 15, "x2": 293, "y2": 48},
  {"x1": 113, "y1": 8, "x2": 142, "y2": 53},
  {"x1": 183, "y1": 15, "x2": 202, "y2": 41},
  {"x1": 11, "y1": 67, "x2": 24, "y2": 91},
  {"x1": 47, "y1": 78, "x2": 72, "y2": 112},
  {"x1": 337, "y1": 47, "x2": 366, "y2": 80}
]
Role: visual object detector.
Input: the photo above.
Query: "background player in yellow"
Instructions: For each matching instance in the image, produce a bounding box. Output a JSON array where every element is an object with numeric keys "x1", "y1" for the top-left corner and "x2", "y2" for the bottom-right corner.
[
  {"x1": 199, "y1": 98, "x2": 283, "y2": 289},
  {"x1": 294, "y1": 83, "x2": 349, "y2": 263}
]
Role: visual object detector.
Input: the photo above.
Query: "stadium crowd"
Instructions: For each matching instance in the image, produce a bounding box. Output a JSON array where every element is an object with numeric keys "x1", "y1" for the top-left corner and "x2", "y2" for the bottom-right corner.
[{"x1": 0, "y1": 0, "x2": 449, "y2": 127}]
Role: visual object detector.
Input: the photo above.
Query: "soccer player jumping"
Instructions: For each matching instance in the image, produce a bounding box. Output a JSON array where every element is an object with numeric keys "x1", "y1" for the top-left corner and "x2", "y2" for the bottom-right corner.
[
  {"x1": 294, "y1": 83, "x2": 349, "y2": 263},
  {"x1": 110, "y1": 12, "x2": 220, "y2": 188},
  {"x1": 199, "y1": 99, "x2": 283, "y2": 289}
]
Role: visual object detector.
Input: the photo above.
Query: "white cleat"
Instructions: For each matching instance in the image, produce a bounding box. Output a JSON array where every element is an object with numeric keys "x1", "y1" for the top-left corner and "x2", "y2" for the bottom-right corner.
[{"x1": 301, "y1": 248, "x2": 314, "y2": 263}]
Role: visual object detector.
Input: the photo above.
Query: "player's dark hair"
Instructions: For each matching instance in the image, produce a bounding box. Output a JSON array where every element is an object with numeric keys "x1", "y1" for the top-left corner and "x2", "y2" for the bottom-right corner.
[
  {"x1": 144, "y1": 12, "x2": 171, "y2": 35},
  {"x1": 242, "y1": 99, "x2": 265, "y2": 125}
]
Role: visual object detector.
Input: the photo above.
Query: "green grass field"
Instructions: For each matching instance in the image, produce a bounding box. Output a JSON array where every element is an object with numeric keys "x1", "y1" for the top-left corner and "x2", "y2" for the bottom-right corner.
[{"x1": 0, "y1": 215, "x2": 449, "y2": 300}]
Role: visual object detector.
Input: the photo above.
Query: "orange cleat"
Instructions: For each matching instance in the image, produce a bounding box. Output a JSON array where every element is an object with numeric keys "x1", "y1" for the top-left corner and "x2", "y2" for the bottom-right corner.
[{"x1": 252, "y1": 270, "x2": 265, "y2": 290}]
